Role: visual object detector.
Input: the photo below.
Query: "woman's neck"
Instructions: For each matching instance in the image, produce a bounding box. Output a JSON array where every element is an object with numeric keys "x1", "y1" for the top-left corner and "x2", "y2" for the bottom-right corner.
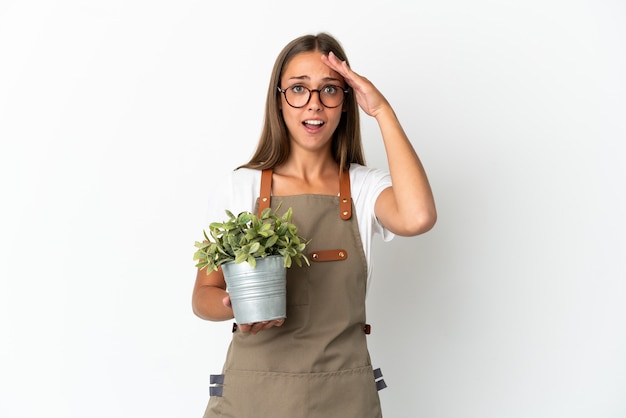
[{"x1": 272, "y1": 156, "x2": 341, "y2": 196}]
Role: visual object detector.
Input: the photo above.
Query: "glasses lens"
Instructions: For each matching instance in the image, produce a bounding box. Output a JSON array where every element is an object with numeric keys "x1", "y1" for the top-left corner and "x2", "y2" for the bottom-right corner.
[
  {"x1": 285, "y1": 86, "x2": 310, "y2": 108},
  {"x1": 319, "y1": 85, "x2": 345, "y2": 108}
]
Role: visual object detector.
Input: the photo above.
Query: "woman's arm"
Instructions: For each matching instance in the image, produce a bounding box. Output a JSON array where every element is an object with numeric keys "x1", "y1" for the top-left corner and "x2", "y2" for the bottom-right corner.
[
  {"x1": 322, "y1": 52, "x2": 437, "y2": 236},
  {"x1": 371, "y1": 104, "x2": 437, "y2": 236},
  {"x1": 192, "y1": 267, "x2": 234, "y2": 321}
]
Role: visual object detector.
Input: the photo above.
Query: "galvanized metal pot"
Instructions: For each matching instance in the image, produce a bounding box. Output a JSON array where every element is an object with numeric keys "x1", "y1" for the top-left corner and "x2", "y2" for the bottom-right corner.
[{"x1": 221, "y1": 255, "x2": 287, "y2": 324}]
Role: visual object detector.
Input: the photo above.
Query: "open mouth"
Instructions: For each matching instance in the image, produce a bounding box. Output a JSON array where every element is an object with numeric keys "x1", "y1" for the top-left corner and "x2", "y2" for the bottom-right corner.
[{"x1": 303, "y1": 120, "x2": 325, "y2": 128}]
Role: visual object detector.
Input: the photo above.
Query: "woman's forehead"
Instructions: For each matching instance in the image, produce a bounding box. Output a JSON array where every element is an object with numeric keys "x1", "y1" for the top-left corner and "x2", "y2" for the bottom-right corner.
[{"x1": 281, "y1": 51, "x2": 342, "y2": 83}]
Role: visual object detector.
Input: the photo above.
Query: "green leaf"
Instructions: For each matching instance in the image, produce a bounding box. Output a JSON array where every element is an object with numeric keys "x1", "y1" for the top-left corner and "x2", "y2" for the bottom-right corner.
[
  {"x1": 283, "y1": 207, "x2": 293, "y2": 222},
  {"x1": 234, "y1": 252, "x2": 248, "y2": 264},
  {"x1": 249, "y1": 242, "x2": 261, "y2": 254},
  {"x1": 265, "y1": 234, "x2": 279, "y2": 248},
  {"x1": 260, "y1": 207, "x2": 272, "y2": 219},
  {"x1": 245, "y1": 229, "x2": 258, "y2": 240}
]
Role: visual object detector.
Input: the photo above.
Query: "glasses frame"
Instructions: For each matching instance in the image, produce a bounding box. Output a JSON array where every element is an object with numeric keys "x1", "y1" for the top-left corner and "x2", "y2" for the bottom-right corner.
[{"x1": 277, "y1": 85, "x2": 350, "y2": 109}]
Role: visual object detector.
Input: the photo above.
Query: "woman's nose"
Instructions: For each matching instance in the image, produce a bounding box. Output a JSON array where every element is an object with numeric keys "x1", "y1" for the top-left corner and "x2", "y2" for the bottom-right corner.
[{"x1": 307, "y1": 89, "x2": 323, "y2": 110}]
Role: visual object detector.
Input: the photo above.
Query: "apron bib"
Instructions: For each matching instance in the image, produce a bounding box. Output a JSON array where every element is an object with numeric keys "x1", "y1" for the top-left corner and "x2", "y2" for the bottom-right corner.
[{"x1": 203, "y1": 169, "x2": 384, "y2": 418}]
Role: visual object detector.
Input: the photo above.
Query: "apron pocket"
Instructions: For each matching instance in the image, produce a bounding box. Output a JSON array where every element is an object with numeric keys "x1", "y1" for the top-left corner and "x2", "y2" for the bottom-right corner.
[
  {"x1": 307, "y1": 366, "x2": 382, "y2": 418},
  {"x1": 208, "y1": 366, "x2": 382, "y2": 418},
  {"x1": 216, "y1": 369, "x2": 309, "y2": 418}
]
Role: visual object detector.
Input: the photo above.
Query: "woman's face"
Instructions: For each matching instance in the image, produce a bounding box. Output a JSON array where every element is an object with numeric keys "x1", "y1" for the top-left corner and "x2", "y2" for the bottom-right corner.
[{"x1": 279, "y1": 51, "x2": 346, "y2": 156}]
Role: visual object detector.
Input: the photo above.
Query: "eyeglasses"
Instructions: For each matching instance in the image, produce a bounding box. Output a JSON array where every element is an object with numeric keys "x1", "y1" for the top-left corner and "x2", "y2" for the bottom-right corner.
[{"x1": 277, "y1": 84, "x2": 349, "y2": 109}]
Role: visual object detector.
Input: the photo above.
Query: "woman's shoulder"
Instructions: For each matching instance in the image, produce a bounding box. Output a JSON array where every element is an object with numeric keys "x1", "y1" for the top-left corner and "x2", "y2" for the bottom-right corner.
[
  {"x1": 229, "y1": 167, "x2": 261, "y2": 188},
  {"x1": 205, "y1": 168, "x2": 262, "y2": 222},
  {"x1": 231, "y1": 167, "x2": 262, "y2": 182}
]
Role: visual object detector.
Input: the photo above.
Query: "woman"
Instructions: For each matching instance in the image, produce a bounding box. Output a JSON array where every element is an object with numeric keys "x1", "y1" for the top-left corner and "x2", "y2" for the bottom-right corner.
[{"x1": 192, "y1": 32, "x2": 436, "y2": 417}]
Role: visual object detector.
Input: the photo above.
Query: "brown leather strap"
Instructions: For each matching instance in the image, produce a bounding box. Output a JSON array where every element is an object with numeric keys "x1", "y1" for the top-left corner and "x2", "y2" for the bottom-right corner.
[
  {"x1": 339, "y1": 169, "x2": 352, "y2": 220},
  {"x1": 258, "y1": 169, "x2": 272, "y2": 216},
  {"x1": 260, "y1": 168, "x2": 350, "y2": 220},
  {"x1": 309, "y1": 249, "x2": 348, "y2": 262}
]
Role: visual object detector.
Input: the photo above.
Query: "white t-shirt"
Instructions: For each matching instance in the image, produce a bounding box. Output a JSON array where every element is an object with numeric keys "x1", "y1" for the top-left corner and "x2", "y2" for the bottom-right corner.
[{"x1": 205, "y1": 163, "x2": 394, "y2": 288}]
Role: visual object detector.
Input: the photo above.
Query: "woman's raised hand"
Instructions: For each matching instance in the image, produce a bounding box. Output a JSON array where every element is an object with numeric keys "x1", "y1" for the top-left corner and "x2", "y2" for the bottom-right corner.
[{"x1": 321, "y1": 51, "x2": 390, "y2": 118}]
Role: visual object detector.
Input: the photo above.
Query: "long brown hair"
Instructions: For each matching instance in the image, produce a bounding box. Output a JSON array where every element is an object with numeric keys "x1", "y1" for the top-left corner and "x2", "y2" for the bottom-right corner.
[{"x1": 239, "y1": 33, "x2": 365, "y2": 171}]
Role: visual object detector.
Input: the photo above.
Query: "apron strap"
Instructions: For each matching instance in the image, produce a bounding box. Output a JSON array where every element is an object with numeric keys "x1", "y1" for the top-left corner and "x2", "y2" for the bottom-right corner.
[
  {"x1": 339, "y1": 168, "x2": 352, "y2": 220},
  {"x1": 259, "y1": 167, "x2": 352, "y2": 220},
  {"x1": 258, "y1": 169, "x2": 273, "y2": 216}
]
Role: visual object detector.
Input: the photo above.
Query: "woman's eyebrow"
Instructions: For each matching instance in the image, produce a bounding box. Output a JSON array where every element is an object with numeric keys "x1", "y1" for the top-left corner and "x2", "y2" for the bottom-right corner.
[{"x1": 286, "y1": 75, "x2": 343, "y2": 83}]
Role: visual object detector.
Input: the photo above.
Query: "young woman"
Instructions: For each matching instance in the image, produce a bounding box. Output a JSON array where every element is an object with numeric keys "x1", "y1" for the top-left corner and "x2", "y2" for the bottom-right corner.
[{"x1": 192, "y1": 32, "x2": 436, "y2": 418}]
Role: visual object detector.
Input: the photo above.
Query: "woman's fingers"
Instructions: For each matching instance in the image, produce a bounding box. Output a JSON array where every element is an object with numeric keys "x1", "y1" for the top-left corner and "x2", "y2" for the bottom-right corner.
[
  {"x1": 322, "y1": 51, "x2": 356, "y2": 85},
  {"x1": 238, "y1": 318, "x2": 285, "y2": 335},
  {"x1": 321, "y1": 51, "x2": 388, "y2": 117}
]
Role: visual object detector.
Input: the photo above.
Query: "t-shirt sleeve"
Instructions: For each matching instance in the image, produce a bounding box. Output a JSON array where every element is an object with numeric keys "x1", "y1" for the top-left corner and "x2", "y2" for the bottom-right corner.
[
  {"x1": 350, "y1": 164, "x2": 395, "y2": 242},
  {"x1": 368, "y1": 168, "x2": 395, "y2": 242},
  {"x1": 204, "y1": 172, "x2": 232, "y2": 226},
  {"x1": 204, "y1": 168, "x2": 260, "y2": 226}
]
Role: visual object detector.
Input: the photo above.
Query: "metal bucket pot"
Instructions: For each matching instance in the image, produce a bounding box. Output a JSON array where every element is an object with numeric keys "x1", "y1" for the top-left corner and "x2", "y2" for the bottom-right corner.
[{"x1": 221, "y1": 255, "x2": 287, "y2": 324}]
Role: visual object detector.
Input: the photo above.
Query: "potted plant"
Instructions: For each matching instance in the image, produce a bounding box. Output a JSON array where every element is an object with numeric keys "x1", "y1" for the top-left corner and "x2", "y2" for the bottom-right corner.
[{"x1": 194, "y1": 205, "x2": 310, "y2": 324}]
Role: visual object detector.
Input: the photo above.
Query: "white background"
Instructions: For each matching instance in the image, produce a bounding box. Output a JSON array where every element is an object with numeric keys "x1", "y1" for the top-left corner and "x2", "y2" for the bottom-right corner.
[{"x1": 1, "y1": 1, "x2": 625, "y2": 417}]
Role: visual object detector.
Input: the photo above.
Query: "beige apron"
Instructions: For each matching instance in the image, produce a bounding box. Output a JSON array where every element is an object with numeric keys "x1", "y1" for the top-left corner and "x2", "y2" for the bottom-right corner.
[{"x1": 203, "y1": 169, "x2": 386, "y2": 418}]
